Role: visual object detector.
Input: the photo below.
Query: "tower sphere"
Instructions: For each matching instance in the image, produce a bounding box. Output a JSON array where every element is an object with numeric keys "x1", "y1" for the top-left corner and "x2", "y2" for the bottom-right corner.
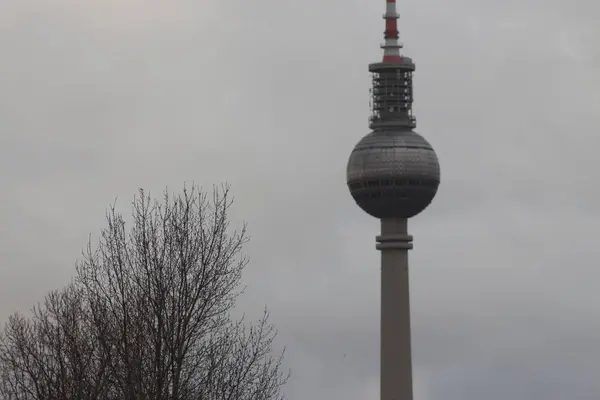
[{"x1": 346, "y1": 130, "x2": 440, "y2": 219}]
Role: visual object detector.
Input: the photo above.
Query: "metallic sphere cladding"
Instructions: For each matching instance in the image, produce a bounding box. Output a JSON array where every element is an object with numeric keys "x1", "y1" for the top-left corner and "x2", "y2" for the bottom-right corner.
[{"x1": 346, "y1": 130, "x2": 440, "y2": 219}]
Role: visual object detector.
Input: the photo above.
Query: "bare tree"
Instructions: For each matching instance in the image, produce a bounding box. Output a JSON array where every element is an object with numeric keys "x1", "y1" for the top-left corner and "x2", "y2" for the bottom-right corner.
[
  {"x1": 0, "y1": 283, "x2": 112, "y2": 400},
  {"x1": 0, "y1": 185, "x2": 289, "y2": 400}
]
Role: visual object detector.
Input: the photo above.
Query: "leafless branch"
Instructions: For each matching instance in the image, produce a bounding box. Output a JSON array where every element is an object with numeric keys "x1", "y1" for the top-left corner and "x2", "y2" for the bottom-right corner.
[{"x1": 1, "y1": 184, "x2": 288, "y2": 400}]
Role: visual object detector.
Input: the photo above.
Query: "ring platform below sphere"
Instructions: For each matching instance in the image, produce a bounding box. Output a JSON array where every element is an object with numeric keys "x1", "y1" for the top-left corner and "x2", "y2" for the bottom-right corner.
[{"x1": 346, "y1": 130, "x2": 440, "y2": 219}]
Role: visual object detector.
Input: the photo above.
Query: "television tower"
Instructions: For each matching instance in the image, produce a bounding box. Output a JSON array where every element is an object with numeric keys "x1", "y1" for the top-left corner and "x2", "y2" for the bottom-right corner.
[{"x1": 346, "y1": 1, "x2": 440, "y2": 400}]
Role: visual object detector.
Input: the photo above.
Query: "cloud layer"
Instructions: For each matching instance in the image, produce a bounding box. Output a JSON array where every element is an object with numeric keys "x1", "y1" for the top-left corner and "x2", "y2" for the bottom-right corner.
[{"x1": 1, "y1": 1, "x2": 599, "y2": 399}]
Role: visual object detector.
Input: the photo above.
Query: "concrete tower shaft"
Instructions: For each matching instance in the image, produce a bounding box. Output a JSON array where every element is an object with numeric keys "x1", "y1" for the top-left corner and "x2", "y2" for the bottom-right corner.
[{"x1": 377, "y1": 219, "x2": 413, "y2": 400}]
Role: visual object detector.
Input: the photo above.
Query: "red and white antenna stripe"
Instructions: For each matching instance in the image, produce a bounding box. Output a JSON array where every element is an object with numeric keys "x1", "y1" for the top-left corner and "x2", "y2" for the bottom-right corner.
[{"x1": 382, "y1": 0, "x2": 402, "y2": 63}]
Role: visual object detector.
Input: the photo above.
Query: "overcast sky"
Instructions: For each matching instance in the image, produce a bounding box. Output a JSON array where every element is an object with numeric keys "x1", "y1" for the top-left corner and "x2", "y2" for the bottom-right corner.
[{"x1": 1, "y1": 0, "x2": 599, "y2": 399}]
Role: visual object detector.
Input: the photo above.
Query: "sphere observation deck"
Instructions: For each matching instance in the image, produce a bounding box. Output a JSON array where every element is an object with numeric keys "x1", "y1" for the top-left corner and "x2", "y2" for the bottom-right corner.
[{"x1": 346, "y1": 130, "x2": 440, "y2": 219}]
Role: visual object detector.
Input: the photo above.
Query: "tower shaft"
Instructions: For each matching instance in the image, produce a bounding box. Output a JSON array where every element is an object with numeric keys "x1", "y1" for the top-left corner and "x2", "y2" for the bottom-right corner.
[{"x1": 376, "y1": 219, "x2": 413, "y2": 400}]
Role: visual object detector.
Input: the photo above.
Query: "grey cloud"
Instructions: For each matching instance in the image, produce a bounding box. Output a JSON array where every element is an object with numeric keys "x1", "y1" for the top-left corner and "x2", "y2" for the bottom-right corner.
[{"x1": 1, "y1": 0, "x2": 599, "y2": 399}]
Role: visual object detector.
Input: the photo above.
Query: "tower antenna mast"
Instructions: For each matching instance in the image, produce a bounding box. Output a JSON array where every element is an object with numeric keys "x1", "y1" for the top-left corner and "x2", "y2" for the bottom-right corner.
[{"x1": 382, "y1": 0, "x2": 402, "y2": 63}]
